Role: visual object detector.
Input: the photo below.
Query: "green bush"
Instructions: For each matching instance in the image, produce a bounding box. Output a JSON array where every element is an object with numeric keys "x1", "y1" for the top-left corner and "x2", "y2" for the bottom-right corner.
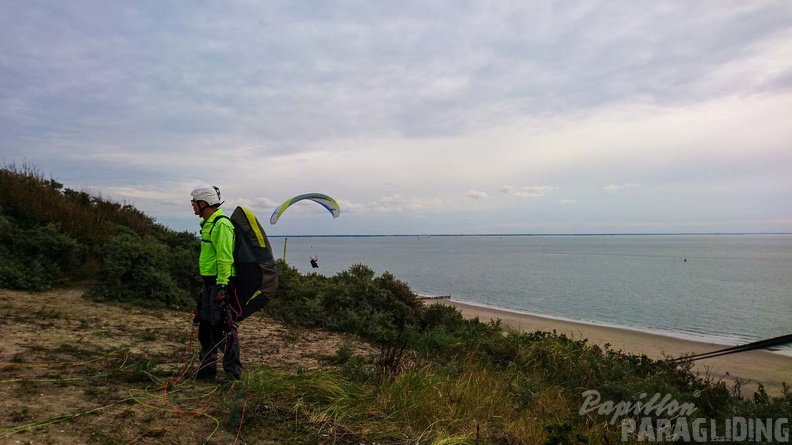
[
  {"x1": 0, "y1": 214, "x2": 83, "y2": 290},
  {"x1": 266, "y1": 263, "x2": 426, "y2": 345},
  {"x1": 86, "y1": 228, "x2": 195, "y2": 308},
  {"x1": 1, "y1": 164, "x2": 201, "y2": 303}
]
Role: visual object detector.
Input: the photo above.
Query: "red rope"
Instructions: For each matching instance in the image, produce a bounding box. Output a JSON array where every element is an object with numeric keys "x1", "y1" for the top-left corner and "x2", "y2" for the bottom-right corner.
[
  {"x1": 233, "y1": 395, "x2": 250, "y2": 445},
  {"x1": 171, "y1": 324, "x2": 197, "y2": 384}
]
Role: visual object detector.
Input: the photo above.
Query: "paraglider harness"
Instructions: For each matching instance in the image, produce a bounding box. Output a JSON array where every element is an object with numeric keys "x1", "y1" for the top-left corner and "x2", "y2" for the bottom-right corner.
[
  {"x1": 207, "y1": 206, "x2": 279, "y2": 326},
  {"x1": 193, "y1": 279, "x2": 238, "y2": 339}
]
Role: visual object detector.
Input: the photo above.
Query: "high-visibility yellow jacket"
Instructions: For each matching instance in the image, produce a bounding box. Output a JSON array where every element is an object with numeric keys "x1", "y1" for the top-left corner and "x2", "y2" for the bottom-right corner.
[{"x1": 199, "y1": 209, "x2": 236, "y2": 285}]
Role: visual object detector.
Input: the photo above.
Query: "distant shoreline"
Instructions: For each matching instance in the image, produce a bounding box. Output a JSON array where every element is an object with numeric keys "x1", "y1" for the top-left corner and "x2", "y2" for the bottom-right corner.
[
  {"x1": 436, "y1": 299, "x2": 792, "y2": 395},
  {"x1": 440, "y1": 298, "x2": 783, "y2": 350},
  {"x1": 270, "y1": 232, "x2": 792, "y2": 238}
]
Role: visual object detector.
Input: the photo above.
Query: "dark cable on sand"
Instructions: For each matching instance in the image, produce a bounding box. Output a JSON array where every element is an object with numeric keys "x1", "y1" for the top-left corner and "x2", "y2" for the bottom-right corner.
[{"x1": 669, "y1": 334, "x2": 792, "y2": 362}]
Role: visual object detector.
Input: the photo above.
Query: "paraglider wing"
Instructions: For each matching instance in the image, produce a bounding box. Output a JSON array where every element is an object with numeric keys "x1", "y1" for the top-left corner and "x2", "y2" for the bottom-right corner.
[{"x1": 270, "y1": 193, "x2": 341, "y2": 224}]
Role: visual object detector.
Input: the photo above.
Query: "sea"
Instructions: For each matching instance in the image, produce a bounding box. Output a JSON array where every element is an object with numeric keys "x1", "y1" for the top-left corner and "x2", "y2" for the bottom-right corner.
[{"x1": 271, "y1": 234, "x2": 792, "y2": 356}]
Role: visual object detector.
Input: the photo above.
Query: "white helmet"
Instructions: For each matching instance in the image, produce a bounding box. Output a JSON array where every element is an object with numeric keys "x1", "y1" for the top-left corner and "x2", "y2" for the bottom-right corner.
[{"x1": 191, "y1": 184, "x2": 223, "y2": 206}]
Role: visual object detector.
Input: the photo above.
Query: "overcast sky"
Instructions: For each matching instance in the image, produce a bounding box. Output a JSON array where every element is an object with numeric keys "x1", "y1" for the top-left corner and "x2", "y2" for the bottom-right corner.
[{"x1": 2, "y1": 1, "x2": 791, "y2": 235}]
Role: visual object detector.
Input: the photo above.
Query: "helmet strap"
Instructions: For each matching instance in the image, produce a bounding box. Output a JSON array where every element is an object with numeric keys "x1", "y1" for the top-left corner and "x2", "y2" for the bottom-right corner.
[{"x1": 197, "y1": 201, "x2": 211, "y2": 218}]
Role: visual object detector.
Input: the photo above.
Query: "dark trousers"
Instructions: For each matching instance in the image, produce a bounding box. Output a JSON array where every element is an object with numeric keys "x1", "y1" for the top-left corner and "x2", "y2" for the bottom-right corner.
[{"x1": 197, "y1": 283, "x2": 242, "y2": 379}]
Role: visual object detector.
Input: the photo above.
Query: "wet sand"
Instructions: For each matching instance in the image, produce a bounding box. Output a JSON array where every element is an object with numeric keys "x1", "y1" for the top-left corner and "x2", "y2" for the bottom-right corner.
[{"x1": 437, "y1": 299, "x2": 792, "y2": 395}]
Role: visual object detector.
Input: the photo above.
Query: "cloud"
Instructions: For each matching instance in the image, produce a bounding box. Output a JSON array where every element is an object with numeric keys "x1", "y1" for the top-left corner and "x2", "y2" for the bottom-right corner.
[
  {"x1": 604, "y1": 183, "x2": 641, "y2": 191},
  {"x1": 465, "y1": 190, "x2": 488, "y2": 200},
  {"x1": 335, "y1": 199, "x2": 364, "y2": 214},
  {"x1": 1, "y1": 2, "x2": 791, "y2": 234},
  {"x1": 560, "y1": 199, "x2": 577, "y2": 205},
  {"x1": 369, "y1": 194, "x2": 450, "y2": 213},
  {"x1": 3, "y1": 0, "x2": 790, "y2": 157},
  {"x1": 500, "y1": 185, "x2": 556, "y2": 197},
  {"x1": 227, "y1": 196, "x2": 282, "y2": 216}
]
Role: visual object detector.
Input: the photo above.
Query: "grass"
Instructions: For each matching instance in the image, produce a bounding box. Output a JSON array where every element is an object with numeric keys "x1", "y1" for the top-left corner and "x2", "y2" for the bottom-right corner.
[
  {"x1": 220, "y1": 319, "x2": 792, "y2": 444},
  {"x1": 235, "y1": 350, "x2": 627, "y2": 444}
]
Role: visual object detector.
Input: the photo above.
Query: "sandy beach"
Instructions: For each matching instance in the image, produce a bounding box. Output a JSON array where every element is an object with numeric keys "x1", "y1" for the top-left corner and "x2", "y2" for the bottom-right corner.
[{"x1": 437, "y1": 300, "x2": 792, "y2": 396}]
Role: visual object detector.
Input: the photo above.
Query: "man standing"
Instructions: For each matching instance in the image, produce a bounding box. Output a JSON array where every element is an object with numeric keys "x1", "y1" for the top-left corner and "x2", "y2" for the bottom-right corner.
[{"x1": 190, "y1": 184, "x2": 242, "y2": 380}]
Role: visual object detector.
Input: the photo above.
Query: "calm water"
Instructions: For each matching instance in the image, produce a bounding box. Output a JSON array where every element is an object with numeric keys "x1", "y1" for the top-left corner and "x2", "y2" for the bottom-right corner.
[{"x1": 273, "y1": 234, "x2": 792, "y2": 354}]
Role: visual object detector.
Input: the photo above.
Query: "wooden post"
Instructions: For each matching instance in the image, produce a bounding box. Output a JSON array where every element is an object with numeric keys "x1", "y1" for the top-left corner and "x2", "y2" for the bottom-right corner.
[{"x1": 282, "y1": 237, "x2": 288, "y2": 261}]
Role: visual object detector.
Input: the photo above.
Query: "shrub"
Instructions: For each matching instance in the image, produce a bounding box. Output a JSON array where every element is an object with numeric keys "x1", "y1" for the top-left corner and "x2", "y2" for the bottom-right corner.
[
  {"x1": 0, "y1": 215, "x2": 83, "y2": 290},
  {"x1": 86, "y1": 228, "x2": 195, "y2": 308},
  {"x1": 266, "y1": 263, "x2": 426, "y2": 345},
  {"x1": 1, "y1": 164, "x2": 201, "y2": 302}
]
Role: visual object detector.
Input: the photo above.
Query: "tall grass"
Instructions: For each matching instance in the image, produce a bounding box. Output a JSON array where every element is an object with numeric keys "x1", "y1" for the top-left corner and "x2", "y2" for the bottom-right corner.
[{"x1": 240, "y1": 350, "x2": 630, "y2": 443}]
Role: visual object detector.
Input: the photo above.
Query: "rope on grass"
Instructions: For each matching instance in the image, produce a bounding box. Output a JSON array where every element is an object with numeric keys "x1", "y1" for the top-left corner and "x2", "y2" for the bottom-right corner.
[
  {"x1": 122, "y1": 326, "x2": 242, "y2": 444},
  {"x1": 1, "y1": 322, "x2": 226, "y2": 443},
  {"x1": 0, "y1": 397, "x2": 136, "y2": 438},
  {"x1": 124, "y1": 410, "x2": 221, "y2": 445},
  {"x1": 233, "y1": 393, "x2": 250, "y2": 445},
  {"x1": 0, "y1": 348, "x2": 129, "y2": 385},
  {"x1": 227, "y1": 382, "x2": 253, "y2": 444},
  {"x1": 0, "y1": 348, "x2": 130, "y2": 371}
]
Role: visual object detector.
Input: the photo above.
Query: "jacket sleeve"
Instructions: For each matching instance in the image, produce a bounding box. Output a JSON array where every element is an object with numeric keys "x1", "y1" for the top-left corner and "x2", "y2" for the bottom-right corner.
[{"x1": 212, "y1": 220, "x2": 235, "y2": 285}]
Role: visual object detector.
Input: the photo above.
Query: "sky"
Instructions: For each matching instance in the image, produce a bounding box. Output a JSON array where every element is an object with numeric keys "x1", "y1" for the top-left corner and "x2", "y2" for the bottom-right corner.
[{"x1": 1, "y1": 1, "x2": 791, "y2": 235}]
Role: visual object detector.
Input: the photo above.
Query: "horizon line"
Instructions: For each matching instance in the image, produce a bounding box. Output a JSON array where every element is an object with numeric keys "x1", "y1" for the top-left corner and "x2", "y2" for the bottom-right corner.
[{"x1": 268, "y1": 232, "x2": 792, "y2": 238}]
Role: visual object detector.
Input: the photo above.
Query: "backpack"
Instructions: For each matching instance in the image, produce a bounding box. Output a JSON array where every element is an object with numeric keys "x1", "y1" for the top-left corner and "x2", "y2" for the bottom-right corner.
[{"x1": 213, "y1": 206, "x2": 278, "y2": 322}]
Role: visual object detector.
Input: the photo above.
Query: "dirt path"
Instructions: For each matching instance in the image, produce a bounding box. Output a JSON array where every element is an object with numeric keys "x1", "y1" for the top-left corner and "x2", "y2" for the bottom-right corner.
[{"x1": 0, "y1": 288, "x2": 376, "y2": 444}]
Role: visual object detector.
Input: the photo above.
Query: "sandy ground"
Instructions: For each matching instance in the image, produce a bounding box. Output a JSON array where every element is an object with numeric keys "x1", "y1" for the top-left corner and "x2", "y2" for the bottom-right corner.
[
  {"x1": 0, "y1": 288, "x2": 377, "y2": 444},
  {"x1": 438, "y1": 300, "x2": 792, "y2": 396}
]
